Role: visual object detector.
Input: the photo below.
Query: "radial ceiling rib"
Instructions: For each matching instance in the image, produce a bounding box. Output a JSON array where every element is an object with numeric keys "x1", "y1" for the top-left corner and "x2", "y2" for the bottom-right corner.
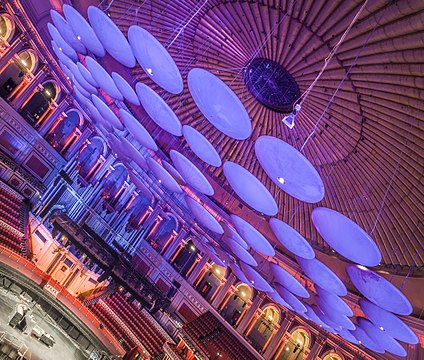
[{"x1": 109, "y1": 0, "x2": 424, "y2": 272}]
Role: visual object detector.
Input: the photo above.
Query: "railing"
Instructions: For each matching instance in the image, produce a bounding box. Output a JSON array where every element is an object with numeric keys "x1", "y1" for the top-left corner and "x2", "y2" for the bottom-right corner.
[{"x1": 0, "y1": 245, "x2": 125, "y2": 356}]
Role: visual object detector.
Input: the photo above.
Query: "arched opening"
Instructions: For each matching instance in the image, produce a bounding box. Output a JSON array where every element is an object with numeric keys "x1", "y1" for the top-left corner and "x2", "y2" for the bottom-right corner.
[
  {"x1": 101, "y1": 163, "x2": 129, "y2": 211},
  {"x1": 221, "y1": 283, "x2": 252, "y2": 326},
  {"x1": 196, "y1": 262, "x2": 226, "y2": 301},
  {"x1": 247, "y1": 305, "x2": 281, "y2": 352},
  {"x1": 0, "y1": 49, "x2": 37, "y2": 99},
  {"x1": 322, "y1": 352, "x2": 344, "y2": 360},
  {"x1": 19, "y1": 81, "x2": 58, "y2": 125},
  {"x1": 275, "y1": 328, "x2": 310, "y2": 360},
  {"x1": 126, "y1": 193, "x2": 151, "y2": 231},
  {"x1": 171, "y1": 239, "x2": 199, "y2": 278},
  {"x1": 46, "y1": 109, "x2": 82, "y2": 155},
  {"x1": 146, "y1": 215, "x2": 177, "y2": 252},
  {"x1": 0, "y1": 14, "x2": 15, "y2": 42},
  {"x1": 76, "y1": 137, "x2": 106, "y2": 184}
]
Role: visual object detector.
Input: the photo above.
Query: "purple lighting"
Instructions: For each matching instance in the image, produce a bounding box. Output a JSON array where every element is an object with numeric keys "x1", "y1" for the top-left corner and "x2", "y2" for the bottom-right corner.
[
  {"x1": 136, "y1": 83, "x2": 182, "y2": 136},
  {"x1": 312, "y1": 207, "x2": 381, "y2": 266},
  {"x1": 170, "y1": 150, "x2": 214, "y2": 196},
  {"x1": 88, "y1": 6, "x2": 135, "y2": 68},
  {"x1": 184, "y1": 196, "x2": 224, "y2": 235},
  {"x1": 67, "y1": 62, "x2": 97, "y2": 95},
  {"x1": 230, "y1": 215, "x2": 275, "y2": 257},
  {"x1": 77, "y1": 63, "x2": 98, "y2": 88},
  {"x1": 128, "y1": 170, "x2": 153, "y2": 202},
  {"x1": 63, "y1": 5, "x2": 105, "y2": 57},
  {"x1": 50, "y1": 9, "x2": 86, "y2": 54},
  {"x1": 315, "y1": 285, "x2": 353, "y2": 317},
  {"x1": 296, "y1": 257, "x2": 347, "y2": 296},
  {"x1": 182, "y1": 126, "x2": 222, "y2": 167},
  {"x1": 128, "y1": 26, "x2": 183, "y2": 94},
  {"x1": 221, "y1": 222, "x2": 249, "y2": 250},
  {"x1": 119, "y1": 109, "x2": 158, "y2": 151},
  {"x1": 239, "y1": 262, "x2": 273, "y2": 293},
  {"x1": 357, "y1": 317, "x2": 407, "y2": 357},
  {"x1": 359, "y1": 299, "x2": 418, "y2": 344},
  {"x1": 91, "y1": 95, "x2": 123, "y2": 131},
  {"x1": 315, "y1": 297, "x2": 356, "y2": 330},
  {"x1": 223, "y1": 238, "x2": 258, "y2": 267},
  {"x1": 270, "y1": 263, "x2": 309, "y2": 298},
  {"x1": 188, "y1": 68, "x2": 252, "y2": 140},
  {"x1": 223, "y1": 162, "x2": 278, "y2": 216},
  {"x1": 269, "y1": 218, "x2": 315, "y2": 259},
  {"x1": 146, "y1": 157, "x2": 182, "y2": 194},
  {"x1": 274, "y1": 285, "x2": 307, "y2": 313},
  {"x1": 346, "y1": 265, "x2": 413, "y2": 315},
  {"x1": 47, "y1": 23, "x2": 78, "y2": 62},
  {"x1": 255, "y1": 136, "x2": 324, "y2": 203},
  {"x1": 86, "y1": 57, "x2": 123, "y2": 100},
  {"x1": 112, "y1": 73, "x2": 140, "y2": 105}
]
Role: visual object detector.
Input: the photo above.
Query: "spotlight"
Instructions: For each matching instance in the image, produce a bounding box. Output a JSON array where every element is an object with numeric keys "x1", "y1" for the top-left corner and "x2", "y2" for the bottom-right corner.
[{"x1": 282, "y1": 103, "x2": 301, "y2": 129}]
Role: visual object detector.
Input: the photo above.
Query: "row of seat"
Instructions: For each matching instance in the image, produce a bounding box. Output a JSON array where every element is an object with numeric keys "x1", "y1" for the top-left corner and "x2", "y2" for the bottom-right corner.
[
  {"x1": 105, "y1": 293, "x2": 166, "y2": 356},
  {"x1": 0, "y1": 188, "x2": 21, "y2": 212},
  {"x1": 89, "y1": 303, "x2": 135, "y2": 352},
  {"x1": 0, "y1": 202, "x2": 19, "y2": 216},
  {"x1": 183, "y1": 311, "x2": 257, "y2": 360},
  {"x1": 0, "y1": 186, "x2": 25, "y2": 256},
  {"x1": 0, "y1": 230, "x2": 22, "y2": 253},
  {"x1": 0, "y1": 208, "x2": 21, "y2": 229}
]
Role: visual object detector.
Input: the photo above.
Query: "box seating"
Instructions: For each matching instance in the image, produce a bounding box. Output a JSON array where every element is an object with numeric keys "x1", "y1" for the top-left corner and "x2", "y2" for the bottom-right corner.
[
  {"x1": 183, "y1": 311, "x2": 257, "y2": 360},
  {"x1": 89, "y1": 302, "x2": 135, "y2": 351},
  {"x1": 89, "y1": 293, "x2": 167, "y2": 357},
  {"x1": 105, "y1": 293, "x2": 166, "y2": 356},
  {"x1": 0, "y1": 187, "x2": 25, "y2": 254}
]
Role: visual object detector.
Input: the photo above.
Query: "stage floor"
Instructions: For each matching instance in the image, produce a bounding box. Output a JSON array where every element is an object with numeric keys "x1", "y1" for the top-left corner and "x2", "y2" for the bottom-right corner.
[{"x1": 0, "y1": 286, "x2": 87, "y2": 360}]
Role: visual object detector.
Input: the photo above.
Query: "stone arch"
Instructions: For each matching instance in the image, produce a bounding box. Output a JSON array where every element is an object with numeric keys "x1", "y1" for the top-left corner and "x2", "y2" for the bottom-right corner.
[
  {"x1": 221, "y1": 282, "x2": 252, "y2": 326},
  {"x1": 46, "y1": 108, "x2": 83, "y2": 154},
  {"x1": 0, "y1": 13, "x2": 16, "y2": 42},
  {"x1": 247, "y1": 304, "x2": 281, "y2": 352},
  {"x1": 0, "y1": 49, "x2": 38, "y2": 99},
  {"x1": 19, "y1": 80, "x2": 60, "y2": 125},
  {"x1": 274, "y1": 326, "x2": 311, "y2": 360},
  {"x1": 76, "y1": 136, "x2": 107, "y2": 181},
  {"x1": 321, "y1": 351, "x2": 345, "y2": 360}
]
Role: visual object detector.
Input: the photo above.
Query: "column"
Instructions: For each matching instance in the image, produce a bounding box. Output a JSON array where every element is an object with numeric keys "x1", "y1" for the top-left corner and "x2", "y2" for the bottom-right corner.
[
  {"x1": 162, "y1": 228, "x2": 187, "y2": 260},
  {"x1": 186, "y1": 254, "x2": 205, "y2": 283},
  {"x1": 306, "y1": 335, "x2": 326, "y2": 360},
  {"x1": 144, "y1": 214, "x2": 164, "y2": 243},
  {"x1": 160, "y1": 230, "x2": 177, "y2": 256},
  {"x1": 0, "y1": 35, "x2": 25, "y2": 66},
  {"x1": 217, "y1": 285, "x2": 237, "y2": 312},
  {"x1": 66, "y1": 126, "x2": 92, "y2": 159},
  {"x1": 38, "y1": 98, "x2": 70, "y2": 135},
  {"x1": 236, "y1": 292, "x2": 265, "y2": 334},
  {"x1": 211, "y1": 273, "x2": 236, "y2": 309},
  {"x1": 263, "y1": 313, "x2": 295, "y2": 359},
  {"x1": 170, "y1": 240, "x2": 187, "y2": 263},
  {"x1": 140, "y1": 206, "x2": 161, "y2": 236},
  {"x1": 12, "y1": 67, "x2": 46, "y2": 109},
  {"x1": 193, "y1": 261, "x2": 212, "y2": 288}
]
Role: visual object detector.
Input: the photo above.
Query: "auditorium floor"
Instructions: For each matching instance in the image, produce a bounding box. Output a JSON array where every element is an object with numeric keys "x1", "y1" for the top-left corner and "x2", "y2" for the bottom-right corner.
[{"x1": 0, "y1": 287, "x2": 87, "y2": 360}]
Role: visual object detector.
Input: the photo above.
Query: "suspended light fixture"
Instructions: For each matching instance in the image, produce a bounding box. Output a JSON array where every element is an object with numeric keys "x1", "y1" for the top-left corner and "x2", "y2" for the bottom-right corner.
[
  {"x1": 282, "y1": 0, "x2": 370, "y2": 129},
  {"x1": 282, "y1": 103, "x2": 301, "y2": 129}
]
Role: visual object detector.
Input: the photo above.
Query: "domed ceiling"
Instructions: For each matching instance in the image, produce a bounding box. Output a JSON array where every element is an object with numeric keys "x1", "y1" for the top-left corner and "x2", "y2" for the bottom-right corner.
[{"x1": 107, "y1": 0, "x2": 424, "y2": 274}]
